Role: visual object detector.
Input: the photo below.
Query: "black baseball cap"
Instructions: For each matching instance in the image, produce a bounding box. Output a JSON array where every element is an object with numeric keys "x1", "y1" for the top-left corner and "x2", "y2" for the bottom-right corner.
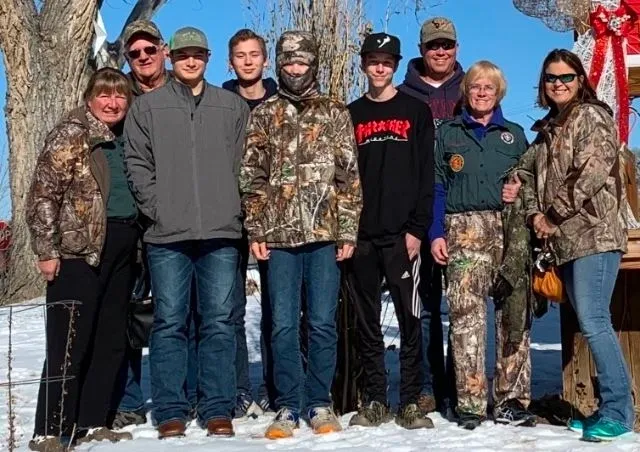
[{"x1": 360, "y1": 32, "x2": 402, "y2": 60}]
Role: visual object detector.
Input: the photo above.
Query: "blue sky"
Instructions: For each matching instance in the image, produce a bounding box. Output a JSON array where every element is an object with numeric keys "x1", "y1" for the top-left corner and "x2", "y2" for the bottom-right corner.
[{"x1": 0, "y1": 0, "x2": 632, "y2": 217}]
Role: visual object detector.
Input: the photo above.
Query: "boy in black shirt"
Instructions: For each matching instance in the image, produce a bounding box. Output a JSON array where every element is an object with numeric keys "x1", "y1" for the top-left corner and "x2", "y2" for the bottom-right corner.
[{"x1": 347, "y1": 32, "x2": 435, "y2": 430}]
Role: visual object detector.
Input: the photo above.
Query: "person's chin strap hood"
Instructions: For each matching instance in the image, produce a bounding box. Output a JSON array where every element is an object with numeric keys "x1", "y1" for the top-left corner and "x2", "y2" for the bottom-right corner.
[{"x1": 276, "y1": 30, "x2": 320, "y2": 102}]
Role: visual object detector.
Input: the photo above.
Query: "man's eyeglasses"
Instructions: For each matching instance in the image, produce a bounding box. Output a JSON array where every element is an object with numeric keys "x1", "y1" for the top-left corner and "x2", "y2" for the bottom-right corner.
[
  {"x1": 423, "y1": 39, "x2": 456, "y2": 51},
  {"x1": 127, "y1": 46, "x2": 159, "y2": 60},
  {"x1": 543, "y1": 73, "x2": 577, "y2": 84}
]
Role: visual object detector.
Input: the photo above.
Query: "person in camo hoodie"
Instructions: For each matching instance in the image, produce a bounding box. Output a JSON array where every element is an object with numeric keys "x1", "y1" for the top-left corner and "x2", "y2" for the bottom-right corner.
[{"x1": 240, "y1": 30, "x2": 362, "y2": 440}]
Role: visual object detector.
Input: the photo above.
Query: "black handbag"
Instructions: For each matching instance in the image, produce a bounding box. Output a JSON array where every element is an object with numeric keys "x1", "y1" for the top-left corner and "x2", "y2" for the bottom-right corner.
[{"x1": 126, "y1": 244, "x2": 153, "y2": 349}]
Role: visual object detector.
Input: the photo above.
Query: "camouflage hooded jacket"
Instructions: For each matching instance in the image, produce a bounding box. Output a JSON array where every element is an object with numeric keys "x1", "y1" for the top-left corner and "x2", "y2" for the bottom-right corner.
[
  {"x1": 240, "y1": 95, "x2": 362, "y2": 248},
  {"x1": 519, "y1": 102, "x2": 627, "y2": 265},
  {"x1": 27, "y1": 107, "x2": 114, "y2": 266}
]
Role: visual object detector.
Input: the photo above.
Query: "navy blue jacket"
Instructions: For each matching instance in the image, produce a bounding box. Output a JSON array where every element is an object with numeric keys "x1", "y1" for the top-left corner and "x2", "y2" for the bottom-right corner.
[{"x1": 222, "y1": 77, "x2": 278, "y2": 111}]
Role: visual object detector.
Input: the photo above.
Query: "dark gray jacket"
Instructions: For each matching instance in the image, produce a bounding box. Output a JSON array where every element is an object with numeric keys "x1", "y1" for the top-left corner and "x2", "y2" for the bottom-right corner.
[{"x1": 124, "y1": 79, "x2": 250, "y2": 244}]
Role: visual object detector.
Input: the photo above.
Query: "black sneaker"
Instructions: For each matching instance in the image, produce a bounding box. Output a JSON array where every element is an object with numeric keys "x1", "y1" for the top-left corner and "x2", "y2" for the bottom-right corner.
[
  {"x1": 257, "y1": 397, "x2": 274, "y2": 414},
  {"x1": 494, "y1": 400, "x2": 537, "y2": 427},
  {"x1": 457, "y1": 412, "x2": 485, "y2": 430}
]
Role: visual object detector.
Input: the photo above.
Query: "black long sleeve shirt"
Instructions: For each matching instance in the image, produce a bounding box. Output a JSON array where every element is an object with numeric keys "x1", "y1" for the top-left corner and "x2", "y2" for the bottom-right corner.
[{"x1": 348, "y1": 91, "x2": 434, "y2": 245}]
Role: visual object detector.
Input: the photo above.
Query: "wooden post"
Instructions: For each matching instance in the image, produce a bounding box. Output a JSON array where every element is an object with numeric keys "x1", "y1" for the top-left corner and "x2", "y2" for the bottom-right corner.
[{"x1": 561, "y1": 231, "x2": 640, "y2": 431}]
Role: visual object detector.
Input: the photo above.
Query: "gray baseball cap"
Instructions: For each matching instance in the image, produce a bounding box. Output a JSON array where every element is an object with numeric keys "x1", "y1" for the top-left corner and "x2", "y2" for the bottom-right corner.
[
  {"x1": 420, "y1": 17, "x2": 457, "y2": 44},
  {"x1": 169, "y1": 27, "x2": 209, "y2": 52}
]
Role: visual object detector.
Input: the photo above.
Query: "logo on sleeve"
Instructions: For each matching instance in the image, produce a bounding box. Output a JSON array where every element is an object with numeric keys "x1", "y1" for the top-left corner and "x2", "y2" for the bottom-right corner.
[
  {"x1": 449, "y1": 154, "x2": 464, "y2": 172},
  {"x1": 500, "y1": 131, "x2": 514, "y2": 144}
]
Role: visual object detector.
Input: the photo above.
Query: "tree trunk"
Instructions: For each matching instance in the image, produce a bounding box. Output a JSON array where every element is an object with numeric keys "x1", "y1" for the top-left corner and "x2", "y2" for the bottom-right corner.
[
  {"x1": 0, "y1": 0, "x2": 166, "y2": 304},
  {"x1": 0, "y1": 0, "x2": 100, "y2": 302}
]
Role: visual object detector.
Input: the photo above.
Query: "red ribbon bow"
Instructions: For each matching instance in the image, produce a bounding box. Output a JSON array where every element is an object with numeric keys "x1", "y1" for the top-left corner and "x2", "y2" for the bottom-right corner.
[{"x1": 589, "y1": 3, "x2": 636, "y2": 144}]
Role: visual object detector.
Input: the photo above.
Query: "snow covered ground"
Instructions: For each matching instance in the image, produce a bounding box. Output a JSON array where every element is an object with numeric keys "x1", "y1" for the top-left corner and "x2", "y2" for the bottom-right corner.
[{"x1": 0, "y1": 277, "x2": 638, "y2": 451}]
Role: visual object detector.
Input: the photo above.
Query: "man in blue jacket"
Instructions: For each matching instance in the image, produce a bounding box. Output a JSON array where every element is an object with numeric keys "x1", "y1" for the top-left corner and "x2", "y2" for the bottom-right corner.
[
  {"x1": 125, "y1": 27, "x2": 250, "y2": 439},
  {"x1": 398, "y1": 16, "x2": 464, "y2": 418}
]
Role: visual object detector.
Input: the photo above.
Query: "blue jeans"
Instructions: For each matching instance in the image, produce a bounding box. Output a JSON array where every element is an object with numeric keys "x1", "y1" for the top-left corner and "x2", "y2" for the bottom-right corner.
[
  {"x1": 562, "y1": 251, "x2": 634, "y2": 429},
  {"x1": 235, "y1": 239, "x2": 252, "y2": 398},
  {"x1": 268, "y1": 242, "x2": 340, "y2": 412},
  {"x1": 147, "y1": 239, "x2": 239, "y2": 424},
  {"x1": 117, "y1": 289, "x2": 200, "y2": 413}
]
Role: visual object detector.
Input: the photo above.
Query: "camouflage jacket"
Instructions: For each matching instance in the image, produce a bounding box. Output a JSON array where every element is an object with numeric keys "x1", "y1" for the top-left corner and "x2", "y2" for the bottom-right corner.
[
  {"x1": 240, "y1": 94, "x2": 362, "y2": 248},
  {"x1": 520, "y1": 102, "x2": 627, "y2": 265},
  {"x1": 496, "y1": 169, "x2": 547, "y2": 345},
  {"x1": 27, "y1": 107, "x2": 114, "y2": 266}
]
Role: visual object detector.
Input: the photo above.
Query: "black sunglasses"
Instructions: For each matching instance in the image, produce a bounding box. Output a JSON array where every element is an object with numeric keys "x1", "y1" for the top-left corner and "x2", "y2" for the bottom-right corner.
[
  {"x1": 423, "y1": 39, "x2": 456, "y2": 51},
  {"x1": 127, "y1": 46, "x2": 159, "y2": 60},
  {"x1": 543, "y1": 73, "x2": 578, "y2": 84}
]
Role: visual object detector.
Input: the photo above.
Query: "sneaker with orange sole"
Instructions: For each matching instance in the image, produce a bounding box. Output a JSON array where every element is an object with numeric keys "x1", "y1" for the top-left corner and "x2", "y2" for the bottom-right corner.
[
  {"x1": 309, "y1": 407, "x2": 342, "y2": 434},
  {"x1": 265, "y1": 408, "x2": 299, "y2": 439}
]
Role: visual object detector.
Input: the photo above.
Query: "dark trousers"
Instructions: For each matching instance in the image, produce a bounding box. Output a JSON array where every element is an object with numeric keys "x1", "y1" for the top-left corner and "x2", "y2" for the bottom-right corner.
[
  {"x1": 34, "y1": 221, "x2": 138, "y2": 437},
  {"x1": 258, "y1": 259, "x2": 277, "y2": 406},
  {"x1": 419, "y1": 246, "x2": 456, "y2": 409},
  {"x1": 114, "y1": 303, "x2": 198, "y2": 413},
  {"x1": 235, "y1": 233, "x2": 254, "y2": 399},
  {"x1": 349, "y1": 237, "x2": 423, "y2": 407}
]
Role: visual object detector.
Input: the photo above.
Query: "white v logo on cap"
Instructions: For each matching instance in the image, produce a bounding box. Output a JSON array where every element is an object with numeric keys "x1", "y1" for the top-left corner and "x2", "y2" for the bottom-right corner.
[{"x1": 378, "y1": 36, "x2": 391, "y2": 48}]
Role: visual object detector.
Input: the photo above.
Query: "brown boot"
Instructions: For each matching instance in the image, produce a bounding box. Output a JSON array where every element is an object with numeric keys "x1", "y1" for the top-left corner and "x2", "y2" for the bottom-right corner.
[
  {"x1": 417, "y1": 394, "x2": 437, "y2": 414},
  {"x1": 206, "y1": 418, "x2": 234, "y2": 437},
  {"x1": 76, "y1": 427, "x2": 133, "y2": 444},
  {"x1": 158, "y1": 419, "x2": 187, "y2": 439},
  {"x1": 28, "y1": 436, "x2": 66, "y2": 452}
]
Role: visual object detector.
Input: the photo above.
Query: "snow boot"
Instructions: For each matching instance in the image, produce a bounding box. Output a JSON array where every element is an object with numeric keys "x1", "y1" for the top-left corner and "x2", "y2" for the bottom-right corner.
[
  {"x1": 349, "y1": 401, "x2": 393, "y2": 427},
  {"x1": 395, "y1": 403, "x2": 434, "y2": 429}
]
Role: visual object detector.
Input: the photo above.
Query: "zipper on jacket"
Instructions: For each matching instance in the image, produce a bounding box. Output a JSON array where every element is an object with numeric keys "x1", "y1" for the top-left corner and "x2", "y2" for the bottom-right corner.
[
  {"x1": 89, "y1": 142, "x2": 109, "y2": 261},
  {"x1": 190, "y1": 97, "x2": 203, "y2": 235},
  {"x1": 295, "y1": 107, "x2": 306, "y2": 242}
]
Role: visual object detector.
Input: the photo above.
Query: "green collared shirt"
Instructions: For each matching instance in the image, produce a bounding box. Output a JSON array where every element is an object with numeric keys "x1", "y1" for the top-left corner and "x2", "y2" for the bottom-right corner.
[{"x1": 435, "y1": 114, "x2": 528, "y2": 214}]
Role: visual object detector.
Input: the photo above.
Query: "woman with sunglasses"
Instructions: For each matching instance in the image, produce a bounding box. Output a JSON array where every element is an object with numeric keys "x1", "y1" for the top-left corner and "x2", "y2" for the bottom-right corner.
[
  {"x1": 518, "y1": 49, "x2": 633, "y2": 441},
  {"x1": 430, "y1": 60, "x2": 534, "y2": 431}
]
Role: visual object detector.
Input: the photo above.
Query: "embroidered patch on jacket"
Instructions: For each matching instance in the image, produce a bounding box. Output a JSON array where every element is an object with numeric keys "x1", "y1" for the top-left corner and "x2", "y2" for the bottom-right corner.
[
  {"x1": 500, "y1": 132, "x2": 514, "y2": 144},
  {"x1": 449, "y1": 154, "x2": 464, "y2": 172}
]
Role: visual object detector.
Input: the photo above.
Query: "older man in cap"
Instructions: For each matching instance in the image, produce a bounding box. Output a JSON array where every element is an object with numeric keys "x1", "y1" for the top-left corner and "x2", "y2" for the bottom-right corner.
[
  {"x1": 125, "y1": 26, "x2": 250, "y2": 439},
  {"x1": 240, "y1": 30, "x2": 361, "y2": 439},
  {"x1": 123, "y1": 20, "x2": 172, "y2": 94},
  {"x1": 112, "y1": 19, "x2": 204, "y2": 431},
  {"x1": 398, "y1": 16, "x2": 465, "y2": 419}
]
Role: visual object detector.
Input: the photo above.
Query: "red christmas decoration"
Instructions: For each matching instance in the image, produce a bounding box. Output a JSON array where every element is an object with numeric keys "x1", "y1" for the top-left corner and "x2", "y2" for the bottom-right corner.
[{"x1": 589, "y1": 2, "x2": 637, "y2": 144}]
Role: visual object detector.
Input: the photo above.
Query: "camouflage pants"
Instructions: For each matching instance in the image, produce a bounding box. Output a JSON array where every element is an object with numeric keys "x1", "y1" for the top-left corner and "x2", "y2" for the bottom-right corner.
[{"x1": 445, "y1": 210, "x2": 531, "y2": 416}]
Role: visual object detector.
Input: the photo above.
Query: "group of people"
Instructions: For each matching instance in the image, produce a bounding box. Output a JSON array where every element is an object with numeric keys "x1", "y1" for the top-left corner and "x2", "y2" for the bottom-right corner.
[{"x1": 25, "y1": 12, "x2": 634, "y2": 451}]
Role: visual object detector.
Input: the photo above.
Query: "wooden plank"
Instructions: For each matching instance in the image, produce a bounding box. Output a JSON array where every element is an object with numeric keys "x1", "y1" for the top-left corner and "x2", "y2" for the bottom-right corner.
[
  {"x1": 561, "y1": 270, "x2": 640, "y2": 430},
  {"x1": 621, "y1": 230, "x2": 640, "y2": 270},
  {"x1": 561, "y1": 302, "x2": 597, "y2": 417},
  {"x1": 630, "y1": 67, "x2": 640, "y2": 98},
  {"x1": 622, "y1": 271, "x2": 640, "y2": 431}
]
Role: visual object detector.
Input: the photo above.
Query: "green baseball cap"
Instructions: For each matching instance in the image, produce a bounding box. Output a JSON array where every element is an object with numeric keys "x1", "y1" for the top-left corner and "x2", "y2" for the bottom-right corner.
[{"x1": 169, "y1": 27, "x2": 209, "y2": 52}]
